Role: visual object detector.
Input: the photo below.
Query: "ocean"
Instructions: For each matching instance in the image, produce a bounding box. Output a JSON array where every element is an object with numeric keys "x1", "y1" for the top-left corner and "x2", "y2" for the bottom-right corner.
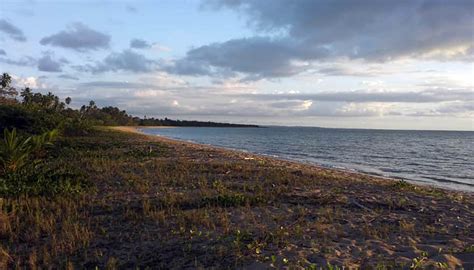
[{"x1": 140, "y1": 126, "x2": 474, "y2": 192}]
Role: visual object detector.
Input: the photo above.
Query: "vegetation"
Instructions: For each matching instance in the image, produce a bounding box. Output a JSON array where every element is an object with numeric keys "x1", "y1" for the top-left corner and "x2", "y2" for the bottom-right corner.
[{"x1": 0, "y1": 73, "x2": 18, "y2": 105}]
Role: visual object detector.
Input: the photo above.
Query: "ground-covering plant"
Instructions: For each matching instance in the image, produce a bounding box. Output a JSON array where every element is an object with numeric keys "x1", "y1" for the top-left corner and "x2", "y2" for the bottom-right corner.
[{"x1": 0, "y1": 128, "x2": 86, "y2": 196}]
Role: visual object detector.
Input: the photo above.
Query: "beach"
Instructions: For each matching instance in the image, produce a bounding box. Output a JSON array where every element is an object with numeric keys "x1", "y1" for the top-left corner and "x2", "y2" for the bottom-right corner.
[
  {"x1": 113, "y1": 126, "x2": 473, "y2": 267},
  {"x1": 2, "y1": 126, "x2": 473, "y2": 268}
]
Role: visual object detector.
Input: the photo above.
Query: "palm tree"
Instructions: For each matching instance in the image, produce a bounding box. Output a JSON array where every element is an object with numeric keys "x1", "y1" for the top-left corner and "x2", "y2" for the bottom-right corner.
[
  {"x1": 20, "y1": 87, "x2": 33, "y2": 105},
  {"x1": 0, "y1": 73, "x2": 18, "y2": 103}
]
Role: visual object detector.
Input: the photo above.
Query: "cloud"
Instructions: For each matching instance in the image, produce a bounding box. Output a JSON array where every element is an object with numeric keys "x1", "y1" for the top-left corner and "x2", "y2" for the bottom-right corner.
[
  {"x1": 11, "y1": 75, "x2": 47, "y2": 89},
  {"x1": 331, "y1": 103, "x2": 388, "y2": 117},
  {"x1": 130, "y1": 39, "x2": 170, "y2": 52},
  {"x1": 417, "y1": 76, "x2": 472, "y2": 89},
  {"x1": 0, "y1": 49, "x2": 6, "y2": 56},
  {"x1": 0, "y1": 19, "x2": 26, "y2": 41},
  {"x1": 172, "y1": 0, "x2": 474, "y2": 79},
  {"x1": 79, "y1": 74, "x2": 189, "y2": 90},
  {"x1": 269, "y1": 100, "x2": 313, "y2": 111},
  {"x1": 167, "y1": 37, "x2": 328, "y2": 79},
  {"x1": 69, "y1": 75, "x2": 473, "y2": 121},
  {"x1": 0, "y1": 56, "x2": 36, "y2": 66},
  {"x1": 58, "y1": 74, "x2": 79, "y2": 80},
  {"x1": 130, "y1": 38, "x2": 151, "y2": 49},
  {"x1": 151, "y1": 44, "x2": 171, "y2": 52},
  {"x1": 79, "y1": 81, "x2": 154, "y2": 89},
  {"x1": 126, "y1": 5, "x2": 137, "y2": 13},
  {"x1": 403, "y1": 101, "x2": 474, "y2": 117},
  {"x1": 38, "y1": 54, "x2": 65, "y2": 72},
  {"x1": 434, "y1": 101, "x2": 474, "y2": 115},
  {"x1": 236, "y1": 88, "x2": 474, "y2": 103},
  {"x1": 40, "y1": 23, "x2": 110, "y2": 51},
  {"x1": 317, "y1": 66, "x2": 386, "y2": 77},
  {"x1": 73, "y1": 50, "x2": 158, "y2": 73}
]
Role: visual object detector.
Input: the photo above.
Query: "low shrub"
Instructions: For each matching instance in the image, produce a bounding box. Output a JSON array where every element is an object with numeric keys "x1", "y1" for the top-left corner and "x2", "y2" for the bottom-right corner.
[{"x1": 61, "y1": 117, "x2": 95, "y2": 136}]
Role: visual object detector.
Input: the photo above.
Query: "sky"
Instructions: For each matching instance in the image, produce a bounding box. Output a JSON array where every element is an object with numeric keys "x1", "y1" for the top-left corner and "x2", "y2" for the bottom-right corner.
[{"x1": 0, "y1": 0, "x2": 473, "y2": 130}]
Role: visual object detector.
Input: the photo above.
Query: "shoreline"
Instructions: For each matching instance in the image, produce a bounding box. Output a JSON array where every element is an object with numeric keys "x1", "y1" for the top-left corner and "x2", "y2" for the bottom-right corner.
[
  {"x1": 110, "y1": 126, "x2": 472, "y2": 195},
  {"x1": 105, "y1": 125, "x2": 473, "y2": 267}
]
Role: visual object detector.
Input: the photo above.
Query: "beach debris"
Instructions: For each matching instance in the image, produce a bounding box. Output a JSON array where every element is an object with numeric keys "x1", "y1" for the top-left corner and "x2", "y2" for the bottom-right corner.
[{"x1": 244, "y1": 157, "x2": 255, "y2": 160}]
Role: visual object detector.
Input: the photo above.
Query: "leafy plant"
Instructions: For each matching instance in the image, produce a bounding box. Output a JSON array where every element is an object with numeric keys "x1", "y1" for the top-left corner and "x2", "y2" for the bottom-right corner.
[
  {"x1": 0, "y1": 128, "x2": 58, "y2": 174},
  {"x1": 0, "y1": 128, "x2": 87, "y2": 196},
  {"x1": 0, "y1": 128, "x2": 32, "y2": 173}
]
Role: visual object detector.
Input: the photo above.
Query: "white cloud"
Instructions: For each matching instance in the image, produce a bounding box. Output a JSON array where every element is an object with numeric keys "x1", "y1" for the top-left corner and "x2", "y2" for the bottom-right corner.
[{"x1": 12, "y1": 75, "x2": 47, "y2": 89}]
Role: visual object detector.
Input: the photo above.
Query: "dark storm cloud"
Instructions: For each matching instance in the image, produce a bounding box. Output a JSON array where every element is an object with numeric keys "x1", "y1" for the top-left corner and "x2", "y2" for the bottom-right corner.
[
  {"x1": 74, "y1": 50, "x2": 158, "y2": 73},
  {"x1": 38, "y1": 54, "x2": 64, "y2": 72},
  {"x1": 40, "y1": 23, "x2": 110, "y2": 51},
  {"x1": 236, "y1": 88, "x2": 474, "y2": 103},
  {"x1": 169, "y1": 0, "x2": 474, "y2": 78},
  {"x1": 130, "y1": 39, "x2": 151, "y2": 49},
  {"x1": 0, "y1": 19, "x2": 26, "y2": 42}
]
